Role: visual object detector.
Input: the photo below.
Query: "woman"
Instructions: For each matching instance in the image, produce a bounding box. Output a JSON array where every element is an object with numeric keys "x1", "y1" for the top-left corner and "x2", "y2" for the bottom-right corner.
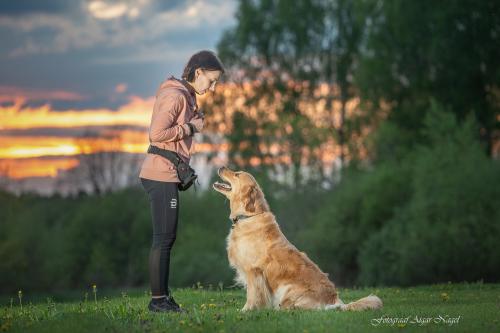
[{"x1": 139, "y1": 50, "x2": 224, "y2": 312}]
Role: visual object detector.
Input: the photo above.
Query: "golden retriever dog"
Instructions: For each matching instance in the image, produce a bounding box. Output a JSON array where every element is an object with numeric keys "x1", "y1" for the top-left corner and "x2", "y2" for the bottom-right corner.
[{"x1": 213, "y1": 166, "x2": 383, "y2": 312}]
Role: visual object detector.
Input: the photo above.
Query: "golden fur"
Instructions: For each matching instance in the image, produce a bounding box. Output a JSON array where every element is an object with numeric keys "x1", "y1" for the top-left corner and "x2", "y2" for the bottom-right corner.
[{"x1": 213, "y1": 166, "x2": 383, "y2": 311}]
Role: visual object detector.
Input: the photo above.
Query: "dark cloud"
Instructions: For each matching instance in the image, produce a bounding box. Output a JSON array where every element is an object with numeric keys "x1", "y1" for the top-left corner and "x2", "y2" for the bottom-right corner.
[
  {"x1": 151, "y1": 0, "x2": 187, "y2": 12},
  {"x1": 0, "y1": 0, "x2": 236, "y2": 110},
  {"x1": 0, "y1": 0, "x2": 77, "y2": 15},
  {"x1": 0, "y1": 46, "x2": 192, "y2": 109}
]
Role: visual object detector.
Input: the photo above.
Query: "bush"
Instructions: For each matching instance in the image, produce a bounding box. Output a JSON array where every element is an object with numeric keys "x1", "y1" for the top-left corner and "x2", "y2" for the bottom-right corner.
[
  {"x1": 0, "y1": 175, "x2": 329, "y2": 294},
  {"x1": 0, "y1": 187, "x2": 235, "y2": 293},
  {"x1": 303, "y1": 104, "x2": 500, "y2": 287},
  {"x1": 358, "y1": 106, "x2": 500, "y2": 285},
  {"x1": 298, "y1": 160, "x2": 412, "y2": 286}
]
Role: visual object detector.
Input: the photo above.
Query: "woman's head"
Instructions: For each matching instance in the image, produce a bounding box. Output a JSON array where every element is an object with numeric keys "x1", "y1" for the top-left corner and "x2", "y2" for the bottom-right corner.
[{"x1": 182, "y1": 50, "x2": 225, "y2": 95}]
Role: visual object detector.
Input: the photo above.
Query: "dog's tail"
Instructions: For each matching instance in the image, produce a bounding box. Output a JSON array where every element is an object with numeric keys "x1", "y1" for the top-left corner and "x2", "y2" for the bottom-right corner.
[{"x1": 325, "y1": 294, "x2": 382, "y2": 311}]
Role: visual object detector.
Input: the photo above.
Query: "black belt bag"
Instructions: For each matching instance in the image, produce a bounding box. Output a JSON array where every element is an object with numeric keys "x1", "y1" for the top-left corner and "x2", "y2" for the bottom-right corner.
[{"x1": 147, "y1": 145, "x2": 198, "y2": 191}]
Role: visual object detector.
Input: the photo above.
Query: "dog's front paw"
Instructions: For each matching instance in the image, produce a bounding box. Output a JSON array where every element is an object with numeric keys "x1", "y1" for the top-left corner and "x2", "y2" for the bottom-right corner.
[
  {"x1": 325, "y1": 303, "x2": 345, "y2": 311},
  {"x1": 240, "y1": 303, "x2": 252, "y2": 312}
]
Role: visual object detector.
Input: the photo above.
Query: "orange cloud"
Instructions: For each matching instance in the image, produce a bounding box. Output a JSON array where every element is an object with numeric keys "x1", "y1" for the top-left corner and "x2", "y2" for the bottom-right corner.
[
  {"x1": 0, "y1": 136, "x2": 80, "y2": 159},
  {"x1": 0, "y1": 157, "x2": 80, "y2": 179},
  {"x1": 0, "y1": 94, "x2": 155, "y2": 168},
  {"x1": 0, "y1": 85, "x2": 86, "y2": 104},
  {"x1": 114, "y1": 83, "x2": 128, "y2": 94},
  {"x1": 0, "y1": 95, "x2": 154, "y2": 130}
]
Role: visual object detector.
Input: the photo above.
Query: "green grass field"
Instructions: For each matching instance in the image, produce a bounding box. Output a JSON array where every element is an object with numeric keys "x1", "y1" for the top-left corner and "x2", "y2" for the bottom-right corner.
[{"x1": 1, "y1": 282, "x2": 499, "y2": 332}]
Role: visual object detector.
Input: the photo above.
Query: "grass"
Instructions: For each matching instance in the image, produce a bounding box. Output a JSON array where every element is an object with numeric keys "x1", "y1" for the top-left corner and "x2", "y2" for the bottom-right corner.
[{"x1": 1, "y1": 282, "x2": 499, "y2": 332}]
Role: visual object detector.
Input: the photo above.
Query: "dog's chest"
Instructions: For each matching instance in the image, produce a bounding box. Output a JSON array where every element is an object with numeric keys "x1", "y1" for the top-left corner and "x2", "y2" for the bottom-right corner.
[
  {"x1": 226, "y1": 231, "x2": 241, "y2": 265},
  {"x1": 226, "y1": 229, "x2": 261, "y2": 267}
]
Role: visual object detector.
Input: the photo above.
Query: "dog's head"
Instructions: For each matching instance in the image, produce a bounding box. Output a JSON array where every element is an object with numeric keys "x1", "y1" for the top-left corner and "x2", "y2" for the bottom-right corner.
[{"x1": 213, "y1": 166, "x2": 270, "y2": 218}]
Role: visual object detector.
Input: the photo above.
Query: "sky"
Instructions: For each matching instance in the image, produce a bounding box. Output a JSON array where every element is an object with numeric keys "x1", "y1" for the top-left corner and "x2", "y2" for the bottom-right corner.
[
  {"x1": 0, "y1": 0, "x2": 238, "y2": 194},
  {"x1": 0, "y1": 0, "x2": 237, "y2": 110}
]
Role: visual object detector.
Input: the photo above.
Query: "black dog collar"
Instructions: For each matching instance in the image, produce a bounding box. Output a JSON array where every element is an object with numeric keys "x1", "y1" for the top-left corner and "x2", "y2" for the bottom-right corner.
[{"x1": 231, "y1": 212, "x2": 266, "y2": 228}]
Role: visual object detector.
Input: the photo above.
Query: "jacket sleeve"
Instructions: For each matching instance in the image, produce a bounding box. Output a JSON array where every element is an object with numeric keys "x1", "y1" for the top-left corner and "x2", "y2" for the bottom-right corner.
[{"x1": 149, "y1": 93, "x2": 191, "y2": 143}]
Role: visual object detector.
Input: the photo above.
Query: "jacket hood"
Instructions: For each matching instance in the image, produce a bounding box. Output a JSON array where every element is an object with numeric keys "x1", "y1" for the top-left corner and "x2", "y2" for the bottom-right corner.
[{"x1": 156, "y1": 76, "x2": 197, "y2": 99}]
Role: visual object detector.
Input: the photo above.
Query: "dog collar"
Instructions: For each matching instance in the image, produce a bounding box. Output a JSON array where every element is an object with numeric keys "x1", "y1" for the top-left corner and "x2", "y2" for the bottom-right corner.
[{"x1": 231, "y1": 212, "x2": 266, "y2": 228}]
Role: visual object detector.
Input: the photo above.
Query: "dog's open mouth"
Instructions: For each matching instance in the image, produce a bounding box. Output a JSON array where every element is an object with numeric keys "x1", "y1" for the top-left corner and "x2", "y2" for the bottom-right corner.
[
  {"x1": 213, "y1": 167, "x2": 233, "y2": 193},
  {"x1": 213, "y1": 181, "x2": 232, "y2": 192}
]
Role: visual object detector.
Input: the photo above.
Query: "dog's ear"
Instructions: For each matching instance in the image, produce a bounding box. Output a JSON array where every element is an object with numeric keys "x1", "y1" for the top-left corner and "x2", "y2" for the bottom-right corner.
[{"x1": 242, "y1": 185, "x2": 257, "y2": 213}]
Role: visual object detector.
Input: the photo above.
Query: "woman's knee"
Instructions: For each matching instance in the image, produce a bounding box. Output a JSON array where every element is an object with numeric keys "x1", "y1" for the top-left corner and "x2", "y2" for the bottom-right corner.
[{"x1": 152, "y1": 233, "x2": 177, "y2": 249}]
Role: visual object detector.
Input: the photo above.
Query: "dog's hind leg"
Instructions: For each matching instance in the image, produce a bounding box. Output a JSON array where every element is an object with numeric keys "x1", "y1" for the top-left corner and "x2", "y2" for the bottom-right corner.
[
  {"x1": 241, "y1": 268, "x2": 272, "y2": 311},
  {"x1": 325, "y1": 294, "x2": 383, "y2": 311}
]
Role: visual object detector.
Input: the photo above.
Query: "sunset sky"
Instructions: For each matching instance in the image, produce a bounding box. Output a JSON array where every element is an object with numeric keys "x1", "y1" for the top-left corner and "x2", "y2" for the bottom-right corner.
[{"x1": 0, "y1": 0, "x2": 237, "y2": 184}]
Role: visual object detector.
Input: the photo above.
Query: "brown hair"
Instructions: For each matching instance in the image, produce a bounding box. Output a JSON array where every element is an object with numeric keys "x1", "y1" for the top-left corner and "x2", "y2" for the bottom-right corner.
[{"x1": 181, "y1": 50, "x2": 225, "y2": 82}]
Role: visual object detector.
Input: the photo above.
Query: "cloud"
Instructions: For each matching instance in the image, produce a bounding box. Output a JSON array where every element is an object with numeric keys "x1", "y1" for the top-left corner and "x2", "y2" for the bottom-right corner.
[
  {"x1": 0, "y1": 0, "x2": 74, "y2": 16},
  {"x1": 88, "y1": 1, "x2": 130, "y2": 20},
  {"x1": 114, "y1": 83, "x2": 128, "y2": 93},
  {"x1": 0, "y1": 94, "x2": 154, "y2": 130},
  {"x1": 0, "y1": 14, "x2": 109, "y2": 56},
  {"x1": 0, "y1": 85, "x2": 87, "y2": 104},
  {"x1": 90, "y1": 41, "x2": 194, "y2": 65},
  {"x1": 0, "y1": 0, "x2": 236, "y2": 58},
  {"x1": 0, "y1": 0, "x2": 237, "y2": 110},
  {"x1": 151, "y1": 0, "x2": 236, "y2": 30}
]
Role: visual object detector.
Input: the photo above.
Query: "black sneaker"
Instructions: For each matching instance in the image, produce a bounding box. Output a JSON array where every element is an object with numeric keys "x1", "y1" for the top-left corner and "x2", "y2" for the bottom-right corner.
[
  {"x1": 166, "y1": 295, "x2": 183, "y2": 311},
  {"x1": 148, "y1": 295, "x2": 185, "y2": 313}
]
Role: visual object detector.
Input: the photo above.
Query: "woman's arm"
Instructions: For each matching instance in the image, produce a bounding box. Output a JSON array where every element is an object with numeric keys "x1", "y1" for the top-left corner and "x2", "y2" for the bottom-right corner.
[{"x1": 149, "y1": 93, "x2": 192, "y2": 143}]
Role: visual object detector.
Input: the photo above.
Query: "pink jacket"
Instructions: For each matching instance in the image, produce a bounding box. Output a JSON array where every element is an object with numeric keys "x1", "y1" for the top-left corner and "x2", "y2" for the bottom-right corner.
[{"x1": 139, "y1": 76, "x2": 199, "y2": 182}]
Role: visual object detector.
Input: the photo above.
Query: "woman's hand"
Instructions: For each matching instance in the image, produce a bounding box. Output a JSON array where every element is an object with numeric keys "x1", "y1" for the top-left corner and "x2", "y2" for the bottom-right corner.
[
  {"x1": 194, "y1": 109, "x2": 205, "y2": 120},
  {"x1": 188, "y1": 115, "x2": 204, "y2": 134}
]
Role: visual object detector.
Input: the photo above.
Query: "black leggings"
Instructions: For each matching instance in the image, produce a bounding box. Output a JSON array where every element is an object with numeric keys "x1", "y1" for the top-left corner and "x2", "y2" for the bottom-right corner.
[{"x1": 140, "y1": 178, "x2": 179, "y2": 297}]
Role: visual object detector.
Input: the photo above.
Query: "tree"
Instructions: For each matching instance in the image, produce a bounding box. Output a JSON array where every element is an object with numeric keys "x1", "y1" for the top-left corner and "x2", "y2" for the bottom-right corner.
[
  {"x1": 0, "y1": 163, "x2": 12, "y2": 191},
  {"x1": 59, "y1": 128, "x2": 140, "y2": 195},
  {"x1": 217, "y1": 0, "x2": 369, "y2": 186},
  {"x1": 355, "y1": 0, "x2": 500, "y2": 156}
]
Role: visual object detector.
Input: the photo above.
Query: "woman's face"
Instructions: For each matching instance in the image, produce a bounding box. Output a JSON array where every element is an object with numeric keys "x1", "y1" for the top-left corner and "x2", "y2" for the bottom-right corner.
[{"x1": 193, "y1": 68, "x2": 222, "y2": 95}]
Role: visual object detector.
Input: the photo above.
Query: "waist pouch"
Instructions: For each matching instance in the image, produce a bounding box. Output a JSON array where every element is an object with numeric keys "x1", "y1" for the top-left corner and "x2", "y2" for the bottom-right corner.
[{"x1": 147, "y1": 145, "x2": 198, "y2": 191}]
